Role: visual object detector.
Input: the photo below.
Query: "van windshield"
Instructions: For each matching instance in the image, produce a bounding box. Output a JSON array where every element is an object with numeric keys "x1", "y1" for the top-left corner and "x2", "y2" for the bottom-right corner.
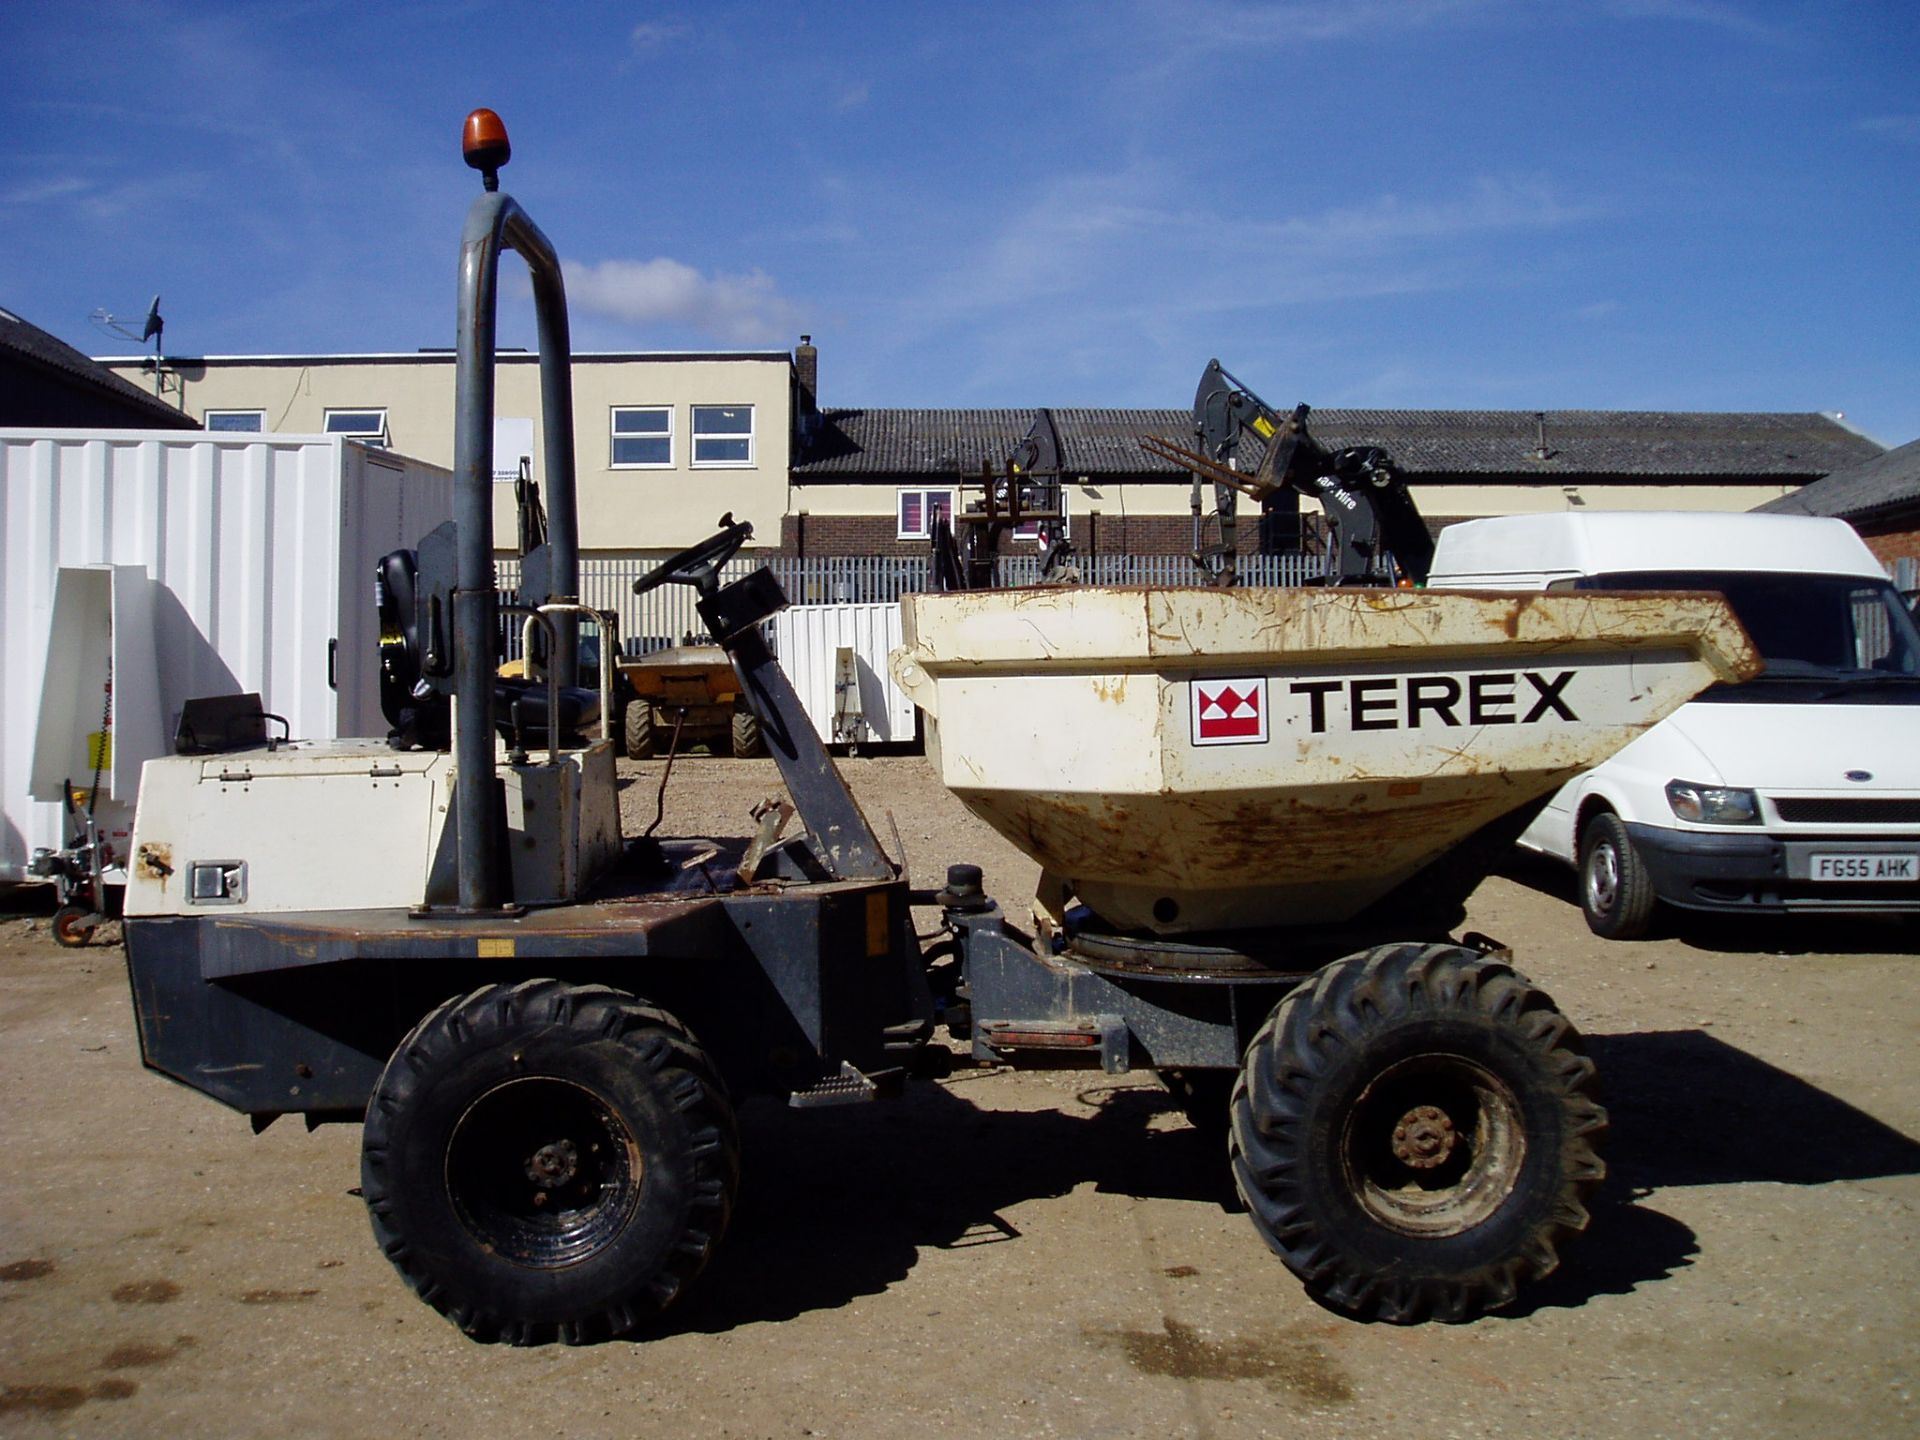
[{"x1": 1574, "y1": 570, "x2": 1920, "y2": 703}]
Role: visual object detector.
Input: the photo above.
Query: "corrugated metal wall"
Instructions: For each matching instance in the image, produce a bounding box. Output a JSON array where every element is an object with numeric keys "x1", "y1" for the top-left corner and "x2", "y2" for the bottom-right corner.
[
  {"x1": 1, "y1": 430, "x2": 451, "y2": 881},
  {"x1": 770, "y1": 603, "x2": 915, "y2": 745}
]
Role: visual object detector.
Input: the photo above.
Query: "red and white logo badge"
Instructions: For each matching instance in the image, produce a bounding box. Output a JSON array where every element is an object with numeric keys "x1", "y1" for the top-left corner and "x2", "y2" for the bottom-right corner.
[{"x1": 1191, "y1": 677, "x2": 1268, "y2": 746}]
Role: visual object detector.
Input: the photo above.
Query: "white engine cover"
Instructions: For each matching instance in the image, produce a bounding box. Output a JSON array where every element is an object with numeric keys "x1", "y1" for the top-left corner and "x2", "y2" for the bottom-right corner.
[{"x1": 124, "y1": 738, "x2": 621, "y2": 917}]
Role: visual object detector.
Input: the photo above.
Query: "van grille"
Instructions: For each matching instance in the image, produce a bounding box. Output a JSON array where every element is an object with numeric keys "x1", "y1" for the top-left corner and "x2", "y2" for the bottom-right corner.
[{"x1": 1772, "y1": 797, "x2": 1920, "y2": 824}]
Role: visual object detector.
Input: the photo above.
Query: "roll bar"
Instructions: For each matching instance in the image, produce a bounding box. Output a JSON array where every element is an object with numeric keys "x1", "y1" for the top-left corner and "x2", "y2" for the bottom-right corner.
[{"x1": 448, "y1": 112, "x2": 581, "y2": 913}]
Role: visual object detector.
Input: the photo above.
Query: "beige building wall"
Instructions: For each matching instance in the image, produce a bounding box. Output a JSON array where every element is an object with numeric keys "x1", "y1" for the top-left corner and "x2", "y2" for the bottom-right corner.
[{"x1": 101, "y1": 353, "x2": 795, "y2": 559}]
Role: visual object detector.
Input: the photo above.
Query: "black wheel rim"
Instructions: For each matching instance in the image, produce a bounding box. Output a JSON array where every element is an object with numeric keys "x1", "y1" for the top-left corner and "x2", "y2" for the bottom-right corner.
[
  {"x1": 1340, "y1": 1055, "x2": 1526, "y2": 1237},
  {"x1": 445, "y1": 1077, "x2": 643, "y2": 1266}
]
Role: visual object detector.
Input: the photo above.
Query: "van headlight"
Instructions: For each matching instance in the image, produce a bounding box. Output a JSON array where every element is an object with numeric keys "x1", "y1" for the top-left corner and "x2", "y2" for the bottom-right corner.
[{"x1": 1665, "y1": 781, "x2": 1760, "y2": 825}]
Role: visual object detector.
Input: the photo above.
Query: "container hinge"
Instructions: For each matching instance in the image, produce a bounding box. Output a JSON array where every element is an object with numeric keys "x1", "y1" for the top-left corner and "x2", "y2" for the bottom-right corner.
[{"x1": 217, "y1": 767, "x2": 253, "y2": 784}]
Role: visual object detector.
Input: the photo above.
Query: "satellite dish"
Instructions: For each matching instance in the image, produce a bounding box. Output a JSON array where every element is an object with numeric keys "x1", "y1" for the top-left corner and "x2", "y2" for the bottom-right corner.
[{"x1": 90, "y1": 297, "x2": 167, "y2": 349}]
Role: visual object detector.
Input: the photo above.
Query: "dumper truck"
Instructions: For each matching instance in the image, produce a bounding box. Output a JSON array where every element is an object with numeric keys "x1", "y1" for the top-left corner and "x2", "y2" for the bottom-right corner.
[{"x1": 114, "y1": 110, "x2": 1759, "y2": 1342}]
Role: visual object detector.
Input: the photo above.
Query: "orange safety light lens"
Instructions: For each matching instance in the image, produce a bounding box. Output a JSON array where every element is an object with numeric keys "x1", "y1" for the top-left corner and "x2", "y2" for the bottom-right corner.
[{"x1": 462, "y1": 109, "x2": 511, "y2": 171}]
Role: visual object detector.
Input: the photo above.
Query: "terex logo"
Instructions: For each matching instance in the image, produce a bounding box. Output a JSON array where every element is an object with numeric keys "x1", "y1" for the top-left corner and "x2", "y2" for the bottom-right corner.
[
  {"x1": 1287, "y1": 670, "x2": 1580, "y2": 733},
  {"x1": 1191, "y1": 678, "x2": 1268, "y2": 746}
]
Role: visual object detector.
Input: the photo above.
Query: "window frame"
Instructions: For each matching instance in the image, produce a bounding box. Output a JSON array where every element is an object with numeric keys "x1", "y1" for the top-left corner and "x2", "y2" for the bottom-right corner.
[
  {"x1": 690, "y1": 404, "x2": 755, "y2": 468},
  {"x1": 322, "y1": 408, "x2": 390, "y2": 448},
  {"x1": 609, "y1": 405, "x2": 675, "y2": 469},
  {"x1": 896, "y1": 487, "x2": 957, "y2": 541},
  {"x1": 204, "y1": 409, "x2": 265, "y2": 433}
]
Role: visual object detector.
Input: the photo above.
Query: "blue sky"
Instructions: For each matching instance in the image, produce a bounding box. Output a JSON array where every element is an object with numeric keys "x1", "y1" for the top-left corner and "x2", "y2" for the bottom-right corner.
[{"x1": 5, "y1": 1, "x2": 1916, "y2": 445}]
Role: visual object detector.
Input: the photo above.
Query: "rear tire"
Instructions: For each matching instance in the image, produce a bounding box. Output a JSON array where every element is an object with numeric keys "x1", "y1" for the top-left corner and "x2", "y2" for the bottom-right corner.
[
  {"x1": 730, "y1": 708, "x2": 763, "y2": 759},
  {"x1": 1579, "y1": 811, "x2": 1657, "y2": 940},
  {"x1": 623, "y1": 701, "x2": 655, "y2": 760},
  {"x1": 361, "y1": 980, "x2": 738, "y2": 1345},
  {"x1": 1230, "y1": 943, "x2": 1606, "y2": 1323}
]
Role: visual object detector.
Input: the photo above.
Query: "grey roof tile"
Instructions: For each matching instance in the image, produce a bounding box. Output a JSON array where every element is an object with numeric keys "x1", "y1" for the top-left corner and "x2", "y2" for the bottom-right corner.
[
  {"x1": 0, "y1": 306, "x2": 199, "y2": 428},
  {"x1": 1753, "y1": 437, "x2": 1920, "y2": 521},
  {"x1": 795, "y1": 405, "x2": 1881, "y2": 482}
]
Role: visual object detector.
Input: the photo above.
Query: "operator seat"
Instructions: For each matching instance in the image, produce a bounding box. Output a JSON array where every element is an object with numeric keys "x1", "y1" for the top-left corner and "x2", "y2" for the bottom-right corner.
[
  {"x1": 376, "y1": 549, "x2": 450, "y2": 751},
  {"x1": 376, "y1": 548, "x2": 603, "y2": 751}
]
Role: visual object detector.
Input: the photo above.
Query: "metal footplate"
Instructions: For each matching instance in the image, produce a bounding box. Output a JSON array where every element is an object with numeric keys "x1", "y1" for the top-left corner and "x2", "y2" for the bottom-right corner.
[{"x1": 787, "y1": 1061, "x2": 903, "y2": 1109}]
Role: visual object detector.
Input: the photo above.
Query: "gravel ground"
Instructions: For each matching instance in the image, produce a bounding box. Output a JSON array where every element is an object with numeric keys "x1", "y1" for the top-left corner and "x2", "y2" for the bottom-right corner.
[{"x1": 1, "y1": 754, "x2": 1915, "y2": 1439}]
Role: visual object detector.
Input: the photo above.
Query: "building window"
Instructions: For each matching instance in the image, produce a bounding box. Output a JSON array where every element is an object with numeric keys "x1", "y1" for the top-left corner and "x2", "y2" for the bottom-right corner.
[
  {"x1": 324, "y1": 409, "x2": 389, "y2": 447},
  {"x1": 896, "y1": 488, "x2": 956, "y2": 541},
  {"x1": 611, "y1": 407, "x2": 672, "y2": 467},
  {"x1": 691, "y1": 405, "x2": 753, "y2": 466},
  {"x1": 205, "y1": 410, "x2": 264, "y2": 433}
]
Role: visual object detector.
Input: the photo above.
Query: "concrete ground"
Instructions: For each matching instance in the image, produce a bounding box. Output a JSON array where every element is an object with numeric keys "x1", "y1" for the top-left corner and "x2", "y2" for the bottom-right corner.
[{"x1": 2, "y1": 755, "x2": 1915, "y2": 1439}]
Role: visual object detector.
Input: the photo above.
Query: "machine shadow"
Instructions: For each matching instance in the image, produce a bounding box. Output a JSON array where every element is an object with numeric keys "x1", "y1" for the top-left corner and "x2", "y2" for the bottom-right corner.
[
  {"x1": 1585, "y1": 1028, "x2": 1920, "y2": 1189},
  {"x1": 1493, "y1": 851, "x2": 1914, "y2": 955},
  {"x1": 660, "y1": 1073, "x2": 1234, "y2": 1339},
  {"x1": 658, "y1": 1027, "x2": 1920, "y2": 1339},
  {"x1": 1503, "y1": 1027, "x2": 1920, "y2": 1319}
]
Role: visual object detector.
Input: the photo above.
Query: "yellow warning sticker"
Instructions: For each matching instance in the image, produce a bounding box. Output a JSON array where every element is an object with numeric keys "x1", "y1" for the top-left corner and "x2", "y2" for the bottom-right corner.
[
  {"x1": 88, "y1": 732, "x2": 113, "y2": 769},
  {"x1": 1252, "y1": 416, "x2": 1276, "y2": 439},
  {"x1": 477, "y1": 938, "x2": 516, "y2": 958}
]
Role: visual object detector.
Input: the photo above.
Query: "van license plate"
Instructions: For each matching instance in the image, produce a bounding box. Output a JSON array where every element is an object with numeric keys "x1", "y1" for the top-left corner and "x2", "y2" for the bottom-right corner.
[{"x1": 1810, "y1": 853, "x2": 1918, "y2": 882}]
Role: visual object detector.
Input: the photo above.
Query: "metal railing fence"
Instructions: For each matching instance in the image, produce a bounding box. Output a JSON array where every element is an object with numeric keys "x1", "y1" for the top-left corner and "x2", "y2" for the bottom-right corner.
[{"x1": 499, "y1": 550, "x2": 1322, "y2": 656}]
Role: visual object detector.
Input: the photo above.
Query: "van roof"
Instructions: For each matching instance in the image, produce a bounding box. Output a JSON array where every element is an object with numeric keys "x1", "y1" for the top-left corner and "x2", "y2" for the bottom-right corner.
[{"x1": 1428, "y1": 511, "x2": 1881, "y2": 581}]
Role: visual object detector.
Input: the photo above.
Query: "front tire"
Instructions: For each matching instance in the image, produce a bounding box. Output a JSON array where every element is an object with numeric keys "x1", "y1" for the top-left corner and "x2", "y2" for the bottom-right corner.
[
  {"x1": 730, "y1": 707, "x2": 763, "y2": 759},
  {"x1": 1579, "y1": 811, "x2": 1657, "y2": 940},
  {"x1": 361, "y1": 980, "x2": 738, "y2": 1345},
  {"x1": 1230, "y1": 944, "x2": 1606, "y2": 1323},
  {"x1": 623, "y1": 700, "x2": 656, "y2": 760}
]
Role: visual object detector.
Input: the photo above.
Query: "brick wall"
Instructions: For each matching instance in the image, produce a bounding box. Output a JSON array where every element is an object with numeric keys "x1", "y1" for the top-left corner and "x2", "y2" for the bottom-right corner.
[
  {"x1": 779, "y1": 510, "x2": 1336, "y2": 558},
  {"x1": 1860, "y1": 524, "x2": 1920, "y2": 567}
]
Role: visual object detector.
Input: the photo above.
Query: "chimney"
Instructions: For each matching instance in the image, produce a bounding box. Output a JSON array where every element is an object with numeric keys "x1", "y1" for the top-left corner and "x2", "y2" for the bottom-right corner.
[{"x1": 794, "y1": 334, "x2": 819, "y2": 445}]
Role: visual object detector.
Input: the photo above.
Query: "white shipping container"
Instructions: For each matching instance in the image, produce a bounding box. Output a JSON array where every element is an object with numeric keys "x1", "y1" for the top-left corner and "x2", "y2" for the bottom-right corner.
[
  {"x1": 770, "y1": 602, "x2": 917, "y2": 747},
  {"x1": 1, "y1": 429, "x2": 453, "y2": 883}
]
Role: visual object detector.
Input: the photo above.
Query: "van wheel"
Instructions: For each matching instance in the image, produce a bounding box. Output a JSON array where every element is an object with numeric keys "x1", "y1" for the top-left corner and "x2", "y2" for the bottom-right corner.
[
  {"x1": 1579, "y1": 812, "x2": 1657, "y2": 940},
  {"x1": 1230, "y1": 944, "x2": 1606, "y2": 1323},
  {"x1": 361, "y1": 981, "x2": 738, "y2": 1345}
]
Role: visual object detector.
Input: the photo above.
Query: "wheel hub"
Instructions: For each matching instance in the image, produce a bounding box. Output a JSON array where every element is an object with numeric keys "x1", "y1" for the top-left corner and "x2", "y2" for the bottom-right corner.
[
  {"x1": 526, "y1": 1138, "x2": 580, "y2": 1189},
  {"x1": 1390, "y1": 1104, "x2": 1456, "y2": 1169}
]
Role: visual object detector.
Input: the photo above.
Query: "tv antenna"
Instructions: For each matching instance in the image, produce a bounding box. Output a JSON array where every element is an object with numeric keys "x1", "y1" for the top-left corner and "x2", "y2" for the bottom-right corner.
[{"x1": 89, "y1": 295, "x2": 170, "y2": 395}]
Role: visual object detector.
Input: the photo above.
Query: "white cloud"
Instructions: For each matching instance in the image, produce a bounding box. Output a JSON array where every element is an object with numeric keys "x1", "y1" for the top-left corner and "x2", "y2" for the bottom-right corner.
[
  {"x1": 943, "y1": 166, "x2": 1596, "y2": 319},
  {"x1": 565, "y1": 257, "x2": 803, "y2": 345},
  {"x1": 0, "y1": 176, "x2": 90, "y2": 206},
  {"x1": 1147, "y1": 0, "x2": 1496, "y2": 45},
  {"x1": 1857, "y1": 114, "x2": 1920, "y2": 145},
  {"x1": 1600, "y1": 0, "x2": 1780, "y2": 41},
  {"x1": 630, "y1": 20, "x2": 691, "y2": 53}
]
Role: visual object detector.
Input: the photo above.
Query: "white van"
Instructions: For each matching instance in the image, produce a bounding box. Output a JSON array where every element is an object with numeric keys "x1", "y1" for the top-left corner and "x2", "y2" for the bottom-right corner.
[{"x1": 1427, "y1": 512, "x2": 1920, "y2": 938}]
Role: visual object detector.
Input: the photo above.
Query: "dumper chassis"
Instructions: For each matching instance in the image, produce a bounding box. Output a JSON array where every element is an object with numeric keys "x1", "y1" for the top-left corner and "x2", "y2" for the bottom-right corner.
[{"x1": 118, "y1": 110, "x2": 1636, "y2": 1342}]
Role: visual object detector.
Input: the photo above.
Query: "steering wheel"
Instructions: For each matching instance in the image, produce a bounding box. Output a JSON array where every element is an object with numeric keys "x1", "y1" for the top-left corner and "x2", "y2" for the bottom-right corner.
[{"x1": 632, "y1": 513, "x2": 755, "y2": 598}]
